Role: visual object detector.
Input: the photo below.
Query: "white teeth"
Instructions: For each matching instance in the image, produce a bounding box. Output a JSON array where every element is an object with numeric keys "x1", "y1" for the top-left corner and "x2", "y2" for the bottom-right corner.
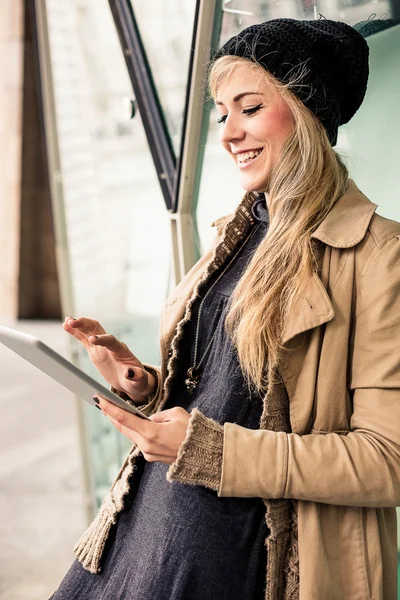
[{"x1": 237, "y1": 149, "x2": 263, "y2": 163}]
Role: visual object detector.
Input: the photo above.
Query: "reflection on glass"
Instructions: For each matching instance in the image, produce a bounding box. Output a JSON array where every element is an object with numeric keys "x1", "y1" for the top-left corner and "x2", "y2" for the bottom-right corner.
[
  {"x1": 219, "y1": 0, "x2": 392, "y2": 41},
  {"x1": 129, "y1": 0, "x2": 197, "y2": 153},
  {"x1": 45, "y1": 0, "x2": 170, "y2": 507},
  {"x1": 197, "y1": 0, "x2": 393, "y2": 250},
  {"x1": 338, "y1": 23, "x2": 400, "y2": 218}
]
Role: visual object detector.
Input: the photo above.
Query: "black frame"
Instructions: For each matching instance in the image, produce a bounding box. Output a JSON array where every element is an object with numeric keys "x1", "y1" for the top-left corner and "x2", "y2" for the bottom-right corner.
[
  {"x1": 108, "y1": 0, "x2": 177, "y2": 211},
  {"x1": 108, "y1": 0, "x2": 219, "y2": 214}
]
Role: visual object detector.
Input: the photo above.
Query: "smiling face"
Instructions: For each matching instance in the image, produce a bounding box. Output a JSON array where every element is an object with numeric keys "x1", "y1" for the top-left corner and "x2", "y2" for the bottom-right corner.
[{"x1": 215, "y1": 62, "x2": 294, "y2": 193}]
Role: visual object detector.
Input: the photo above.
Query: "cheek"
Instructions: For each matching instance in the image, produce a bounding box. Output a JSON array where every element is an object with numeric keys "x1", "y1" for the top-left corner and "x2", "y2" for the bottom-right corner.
[
  {"x1": 275, "y1": 106, "x2": 294, "y2": 144},
  {"x1": 264, "y1": 105, "x2": 293, "y2": 149}
]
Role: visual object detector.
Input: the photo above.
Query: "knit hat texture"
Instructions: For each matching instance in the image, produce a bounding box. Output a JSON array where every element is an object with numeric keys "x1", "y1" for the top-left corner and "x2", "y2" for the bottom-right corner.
[{"x1": 213, "y1": 18, "x2": 370, "y2": 146}]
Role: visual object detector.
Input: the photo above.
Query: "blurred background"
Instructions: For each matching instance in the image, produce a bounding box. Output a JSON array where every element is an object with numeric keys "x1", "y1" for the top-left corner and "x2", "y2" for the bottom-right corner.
[{"x1": 0, "y1": 0, "x2": 399, "y2": 598}]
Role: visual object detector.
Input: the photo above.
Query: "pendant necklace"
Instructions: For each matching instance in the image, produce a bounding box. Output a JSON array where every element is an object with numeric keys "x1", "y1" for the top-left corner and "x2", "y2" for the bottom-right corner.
[{"x1": 185, "y1": 222, "x2": 262, "y2": 394}]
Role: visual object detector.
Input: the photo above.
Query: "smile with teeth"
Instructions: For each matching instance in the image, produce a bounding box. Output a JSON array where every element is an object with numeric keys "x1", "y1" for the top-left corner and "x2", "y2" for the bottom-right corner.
[{"x1": 236, "y1": 148, "x2": 263, "y2": 164}]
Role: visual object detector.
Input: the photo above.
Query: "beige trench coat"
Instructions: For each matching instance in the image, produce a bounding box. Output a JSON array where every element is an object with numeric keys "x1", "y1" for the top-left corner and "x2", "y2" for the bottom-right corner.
[{"x1": 146, "y1": 181, "x2": 400, "y2": 599}]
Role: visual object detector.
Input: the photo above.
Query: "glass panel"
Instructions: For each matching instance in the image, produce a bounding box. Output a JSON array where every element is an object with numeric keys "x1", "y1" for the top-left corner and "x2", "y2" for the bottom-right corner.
[
  {"x1": 129, "y1": 0, "x2": 198, "y2": 153},
  {"x1": 196, "y1": 2, "x2": 398, "y2": 250},
  {"x1": 338, "y1": 24, "x2": 400, "y2": 216},
  {"x1": 44, "y1": 0, "x2": 170, "y2": 508}
]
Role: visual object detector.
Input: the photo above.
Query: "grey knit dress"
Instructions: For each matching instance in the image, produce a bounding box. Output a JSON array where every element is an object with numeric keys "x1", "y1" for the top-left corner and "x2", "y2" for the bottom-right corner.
[{"x1": 50, "y1": 196, "x2": 270, "y2": 600}]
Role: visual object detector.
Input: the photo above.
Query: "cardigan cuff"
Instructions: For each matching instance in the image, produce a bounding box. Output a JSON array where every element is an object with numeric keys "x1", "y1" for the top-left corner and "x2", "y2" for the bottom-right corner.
[{"x1": 167, "y1": 408, "x2": 224, "y2": 492}]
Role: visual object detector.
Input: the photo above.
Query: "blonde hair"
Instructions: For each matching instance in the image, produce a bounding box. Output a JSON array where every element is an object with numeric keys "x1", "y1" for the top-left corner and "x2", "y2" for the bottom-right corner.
[{"x1": 209, "y1": 56, "x2": 348, "y2": 391}]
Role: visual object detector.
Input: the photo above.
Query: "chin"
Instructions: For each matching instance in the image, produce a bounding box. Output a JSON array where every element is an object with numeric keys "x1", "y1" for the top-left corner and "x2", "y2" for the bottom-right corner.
[
  {"x1": 241, "y1": 180, "x2": 269, "y2": 194},
  {"x1": 239, "y1": 172, "x2": 270, "y2": 194}
]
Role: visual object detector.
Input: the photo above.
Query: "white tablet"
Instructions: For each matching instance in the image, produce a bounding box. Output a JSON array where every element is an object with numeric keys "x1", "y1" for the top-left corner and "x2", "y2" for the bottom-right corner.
[{"x1": 0, "y1": 326, "x2": 150, "y2": 420}]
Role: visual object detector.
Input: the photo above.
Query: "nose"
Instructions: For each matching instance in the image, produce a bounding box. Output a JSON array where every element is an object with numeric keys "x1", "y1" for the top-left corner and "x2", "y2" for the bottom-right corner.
[{"x1": 220, "y1": 115, "x2": 245, "y2": 145}]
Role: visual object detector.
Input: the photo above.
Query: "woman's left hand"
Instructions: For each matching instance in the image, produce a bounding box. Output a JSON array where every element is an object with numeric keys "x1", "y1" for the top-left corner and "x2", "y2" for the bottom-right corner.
[{"x1": 96, "y1": 397, "x2": 190, "y2": 464}]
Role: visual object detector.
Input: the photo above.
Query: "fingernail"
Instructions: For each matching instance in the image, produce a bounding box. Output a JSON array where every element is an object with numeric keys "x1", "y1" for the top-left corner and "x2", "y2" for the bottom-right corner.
[
  {"x1": 94, "y1": 335, "x2": 99, "y2": 338},
  {"x1": 93, "y1": 396, "x2": 99, "y2": 405},
  {"x1": 95, "y1": 405, "x2": 101, "y2": 411},
  {"x1": 127, "y1": 368, "x2": 135, "y2": 379}
]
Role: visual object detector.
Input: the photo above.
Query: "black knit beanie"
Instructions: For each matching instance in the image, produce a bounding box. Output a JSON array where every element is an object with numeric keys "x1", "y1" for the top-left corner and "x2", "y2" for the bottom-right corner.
[{"x1": 213, "y1": 18, "x2": 370, "y2": 146}]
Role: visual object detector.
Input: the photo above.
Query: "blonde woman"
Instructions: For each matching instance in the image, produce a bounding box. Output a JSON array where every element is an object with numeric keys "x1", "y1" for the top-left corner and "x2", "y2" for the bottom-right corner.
[{"x1": 50, "y1": 18, "x2": 400, "y2": 600}]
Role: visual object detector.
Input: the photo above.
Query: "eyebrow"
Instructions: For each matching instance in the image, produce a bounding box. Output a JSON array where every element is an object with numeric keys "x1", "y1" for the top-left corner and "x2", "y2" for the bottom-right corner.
[{"x1": 215, "y1": 91, "x2": 263, "y2": 106}]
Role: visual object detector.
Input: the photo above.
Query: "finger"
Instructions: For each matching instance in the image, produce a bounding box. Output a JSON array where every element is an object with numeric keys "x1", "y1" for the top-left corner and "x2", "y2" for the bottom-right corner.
[
  {"x1": 103, "y1": 410, "x2": 176, "y2": 462},
  {"x1": 149, "y1": 407, "x2": 181, "y2": 423},
  {"x1": 150, "y1": 412, "x2": 172, "y2": 423},
  {"x1": 62, "y1": 319, "x2": 90, "y2": 347},
  {"x1": 97, "y1": 397, "x2": 152, "y2": 436},
  {"x1": 123, "y1": 366, "x2": 149, "y2": 394},
  {"x1": 89, "y1": 334, "x2": 132, "y2": 357},
  {"x1": 105, "y1": 414, "x2": 167, "y2": 459},
  {"x1": 69, "y1": 317, "x2": 106, "y2": 337},
  {"x1": 105, "y1": 414, "x2": 142, "y2": 445},
  {"x1": 123, "y1": 366, "x2": 146, "y2": 382}
]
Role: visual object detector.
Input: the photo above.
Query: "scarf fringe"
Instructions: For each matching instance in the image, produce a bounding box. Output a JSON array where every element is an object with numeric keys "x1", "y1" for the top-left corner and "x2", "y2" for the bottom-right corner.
[
  {"x1": 284, "y1": 504, "x2": 299, "y2": 599},
  {"x1": 261, "y1": 376, "x2": 299, "y2": 600},
  {"x1": 73, "y1": 502, "x2": 115, "y2": 574},
  {"x1": 74, "y1": 452, "x2": 139, "y2": 573}
]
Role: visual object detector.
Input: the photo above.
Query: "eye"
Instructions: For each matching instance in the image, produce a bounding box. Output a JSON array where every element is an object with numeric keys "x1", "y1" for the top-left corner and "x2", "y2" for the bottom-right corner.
[
  {"x1": 242, "y1": 104, "x2": 262, "y2": 116},
  {"x1": 216, "y1": 103, "x2": 262, "y2": 125}
]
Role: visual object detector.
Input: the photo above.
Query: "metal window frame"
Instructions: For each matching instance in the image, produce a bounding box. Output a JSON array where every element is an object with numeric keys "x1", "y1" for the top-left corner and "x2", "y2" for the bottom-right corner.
[
  {"x1": 171, "y1": 0, "x2": 223, "y2": 283},
  {"x1": 108, "y1": 0, "x2": 176, "y2": 210},
  {"x1": 109, "y1": 0, "x2": 223, "y2": 283}
]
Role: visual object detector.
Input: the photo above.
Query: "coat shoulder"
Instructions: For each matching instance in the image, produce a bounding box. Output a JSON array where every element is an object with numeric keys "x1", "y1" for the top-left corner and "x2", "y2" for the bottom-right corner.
[
  {"x1": 354, "y1": 211, "x2": 400, "y2": 279},
  {"x1": 368, "y1": 211, "x2": 400, "y2": 249}
]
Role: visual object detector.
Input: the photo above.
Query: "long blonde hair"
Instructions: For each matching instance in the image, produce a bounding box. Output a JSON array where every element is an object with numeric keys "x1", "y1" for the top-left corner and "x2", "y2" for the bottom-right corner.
[{"x1": 209, "y1": 56, "x2": 348, "y2": 391}]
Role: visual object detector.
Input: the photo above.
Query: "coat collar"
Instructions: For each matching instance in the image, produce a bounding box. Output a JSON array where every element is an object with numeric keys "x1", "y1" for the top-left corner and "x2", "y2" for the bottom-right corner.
[
  {"x1": 212, "y1": 181, "x2": 377, "y2": 346},
  {"x1": 311, "y1": 180, "x2": 377, "y2": 248},
  {"x1": 213, "y1": 181, "x2": 377, "y2": 249}
]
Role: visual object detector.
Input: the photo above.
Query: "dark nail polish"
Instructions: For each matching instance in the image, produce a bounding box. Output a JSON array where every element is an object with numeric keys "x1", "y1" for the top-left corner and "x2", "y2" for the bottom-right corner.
[
  {"x1": 93, "y1": 396, "x2": 99, "y2": 405},
  {"x1": 94, "y1": 335, "x2": 99, "y2": 338},
  {"x1": 95, "y1": 405, "x2": 101, "y2": 411},
  {"x1": 128, "y1": 368, "x2": 135, "y2": 379}
]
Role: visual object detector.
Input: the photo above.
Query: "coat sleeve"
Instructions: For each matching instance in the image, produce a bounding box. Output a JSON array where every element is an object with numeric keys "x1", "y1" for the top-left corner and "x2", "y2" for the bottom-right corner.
[{"x1": 219, "y1": 235, "x2": 400, "y2": 507}]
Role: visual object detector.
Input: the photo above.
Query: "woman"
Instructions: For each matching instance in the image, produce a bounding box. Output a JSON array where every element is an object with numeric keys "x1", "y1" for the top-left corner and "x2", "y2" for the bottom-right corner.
[{"x1": 50, "y1": 18, "x2": 400, "y2": 600}]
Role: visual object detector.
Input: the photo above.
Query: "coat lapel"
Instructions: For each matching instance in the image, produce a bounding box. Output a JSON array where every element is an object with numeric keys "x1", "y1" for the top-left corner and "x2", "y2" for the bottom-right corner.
[{"x1": 281, "y1": 271, "x2": 335, "y2": 346}]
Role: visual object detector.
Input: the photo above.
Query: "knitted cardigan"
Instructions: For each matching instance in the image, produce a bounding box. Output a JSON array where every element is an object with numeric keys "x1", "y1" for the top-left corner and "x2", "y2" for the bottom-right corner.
[{"x1": 73, "y1": 192, "x2": 299, "y2": 600}]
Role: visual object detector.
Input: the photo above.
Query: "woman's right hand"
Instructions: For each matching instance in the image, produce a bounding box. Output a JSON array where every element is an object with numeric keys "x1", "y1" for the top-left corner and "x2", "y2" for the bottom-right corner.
[{"x1": 62, "y1": 317, "x2": 157, "y2": 404}]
